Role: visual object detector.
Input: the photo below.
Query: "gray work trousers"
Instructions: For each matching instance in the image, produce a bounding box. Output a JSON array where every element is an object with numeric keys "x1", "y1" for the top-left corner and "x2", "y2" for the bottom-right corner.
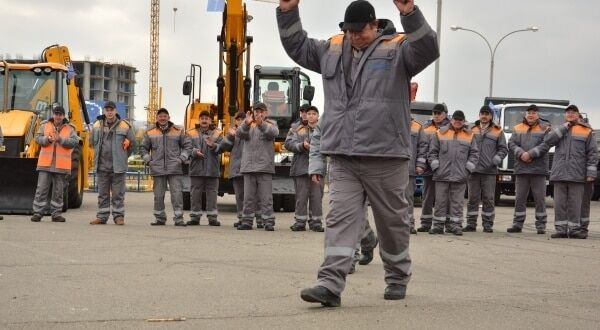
[
  {"x1": 316, "y1": 156, "x2": 411, "y2": 296},
  {"x1": 581, "y1": 182, "x2": 593, "y2": 232},
  {"x1": 512, "y1": 175, "x2": 547, "y2": 230},
  {"x1": 293, "y1": 175, "x2": 324, "y2": 226},
  {"x1": 32, "y1": 171, "x2": 66, "y2": 218},
  {"x1": 433, "y1": 181, "x2": 466, "y2": 231},
  {"x1": 553, "y1": 182, "x2": 584, "y2": 234},
  {"x1": 96, "y1": 171, "x2": 126, "y2": 221},
  {"x1": 466, "y1": 173, "x2": 496, "y2": 229},
  {"x1": 419, "y1": 175, "x2": 435, "y2": 228},
  {"x1": 407, "y1": 176, "x2": 416, "y2": 228},
  {"x1": 190, "y1": 176, "x2": 219, "y2": 221},
  {"x1": 153, "y1": 175, "x2": 184, "y2": 223},
  {"x1": 241, "y1": 173, "x2": 275, "y2": 226},
  {"x1": 233, "y1": 176, "x2": 262, "y2": 223}
]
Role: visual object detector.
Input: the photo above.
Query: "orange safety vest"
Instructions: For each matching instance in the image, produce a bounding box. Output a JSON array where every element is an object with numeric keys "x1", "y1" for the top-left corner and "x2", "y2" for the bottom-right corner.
[{"x1": 38, "y1": 122, "x2": 73, "y2": 170}]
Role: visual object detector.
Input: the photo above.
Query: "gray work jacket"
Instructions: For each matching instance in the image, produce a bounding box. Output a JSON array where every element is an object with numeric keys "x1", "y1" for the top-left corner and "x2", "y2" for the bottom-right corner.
[
  {"x1": 420, "y1": 118, "x2": 450, "y2": 176},
  {"x1": 284, "y1": 123, "x2": 317, "y2": 177},
  {"x1": 277, "y1": 6, "x2": 439, "y2": 159},
  {"x1": 471, "y1": 121, "x2": 508, "y2": 175},
  {"x1": 508, "y1": 119, "x2": 550, "y2": 175},
  {"x1": 140, "y1": 121, "x2": 192, "y2": 176},
  {"x1": 92, "y1": 116, "x2": 136, "y2": 174},
  {"x1": 187, "y1": 126, "x2": 224, "y2": 178},
  {"x1": 543, "y1": 122, "x2": 598, "y2": 182},
  {"x1": 429, "y1": 125, "x2": 479, "y2": 183},
  {"x1": 237, "y1": 119, "x2": 279, "y2": 174}
]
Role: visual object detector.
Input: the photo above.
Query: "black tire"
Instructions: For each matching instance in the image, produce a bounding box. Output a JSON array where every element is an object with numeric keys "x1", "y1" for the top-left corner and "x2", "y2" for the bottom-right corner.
[
  {"x1": 282, "y1": 194, "x2": 295, "y2": 212},
  {"x1": 272, "y1": 194, "x2": 283, "y2": 212},
  {"x1": 592, "y1": 185, "x2": 600, "y2": 201},
  {"x1": 68, "y1": 144, "x2": 84, "y2": 208},
  {"x1": 183, "y1": 191, "x2": 191, "y2": 211}
]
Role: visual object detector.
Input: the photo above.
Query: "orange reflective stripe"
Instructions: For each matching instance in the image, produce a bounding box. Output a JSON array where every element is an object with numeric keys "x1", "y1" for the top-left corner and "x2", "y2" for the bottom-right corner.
[{"x1": 330, "y1": 34, "x2": 344, "y2": 45}]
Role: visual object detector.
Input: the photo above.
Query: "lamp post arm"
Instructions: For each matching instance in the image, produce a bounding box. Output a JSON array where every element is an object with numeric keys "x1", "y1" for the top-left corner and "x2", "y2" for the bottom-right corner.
[
  {"x1": 492, "y1": 29, "x2": 534, "y2": 58},
  {"x1": 458, "y1": 27, "x2": 493, "y2": 58}
]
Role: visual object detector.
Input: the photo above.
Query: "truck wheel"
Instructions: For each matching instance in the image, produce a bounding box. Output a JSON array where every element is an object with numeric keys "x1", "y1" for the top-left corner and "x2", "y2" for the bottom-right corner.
[
  {"x1": 592, "y1": 186, "x2": 600, "y2": 201},
  {"x1": 68, "y1": 145, "x2": 84, "y2": 208},
  {"x1": 183, "y1": 191, "x2": 191, "y2": 211},
  {"x1": 282, "y1": 194, "x2": 295, "y2": 212},
  {"x1": 272, "y1": 194, "x2": 283, "y2": 212}
]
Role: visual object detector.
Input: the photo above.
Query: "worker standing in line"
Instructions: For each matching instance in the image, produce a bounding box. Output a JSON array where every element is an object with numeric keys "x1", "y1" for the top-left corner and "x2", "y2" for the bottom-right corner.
[
  {"x1": 416, "y1": 104, "x2": 449, "y2": 232},
  {"x1": 278, "y1": 0, "x2": 439, "y2": 306},
  {"x1": 223, "y1": 112, "x2": 261, "y2": 228},
  {"x1": 141, "y1": 108, "x2": 192, "y2": 226},
  {"x1": 286, "y1": 105, "x2": 324, "y2": 232},
  {"x1": 90, "y1": 101, "x2": 136, "y2": 225},
  {"x1": 428, "y1": 110, "x2": 478, "y2": 236},
  {"x1": 541, "y1": 105, "x2": 597, "y2": 239},
  {"x1": 30, "y1": 105, "x2": 79, "y2": 223},
  {"x1": 186, "y1": 110, "x2": 225, "y2": 227},
  {"x1": 464, "y1": 105, "x2": 508, "y2": 233},
  {"x1": 506, "y1": 104, "x2": 550, "y2": 234},
  {"x1": 236, "y1": 102, "x2": 279, "y2": 231}
]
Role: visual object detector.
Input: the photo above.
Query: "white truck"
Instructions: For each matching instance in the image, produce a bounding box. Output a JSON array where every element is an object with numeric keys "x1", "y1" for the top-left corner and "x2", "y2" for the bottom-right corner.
[{"x1": 486, "y1": 97, "x2": 570, "y2": 203}]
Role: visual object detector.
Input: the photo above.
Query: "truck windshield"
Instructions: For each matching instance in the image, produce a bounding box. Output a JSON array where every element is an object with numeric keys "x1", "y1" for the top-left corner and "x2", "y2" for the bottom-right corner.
[
  {"x1": 256, "y1": 77, "x2": 292, "y2": 119},
  {"x1": 503, "y1": 106, "x2": 565, "y2": 132},
  {"x1": 1, "y1": 69, "x2": 68, "y2": 115}
]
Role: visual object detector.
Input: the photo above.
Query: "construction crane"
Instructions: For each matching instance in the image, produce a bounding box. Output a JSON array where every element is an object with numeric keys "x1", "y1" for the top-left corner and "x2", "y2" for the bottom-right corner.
[{"x1": 148, "y1": 0, "x2": 160, "y2": 125}]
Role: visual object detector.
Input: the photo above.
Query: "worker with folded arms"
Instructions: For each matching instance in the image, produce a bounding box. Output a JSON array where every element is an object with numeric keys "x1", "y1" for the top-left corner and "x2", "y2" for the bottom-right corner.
[
  {"x1": 30, "y1": 104, "x2": 79, "y2": 223},
  {"x1": 541, "y1": 105, "x2": 597, "y2": 239},
  {"x1": 90, "y1": 101, "x2": 136, "y2": 225}
]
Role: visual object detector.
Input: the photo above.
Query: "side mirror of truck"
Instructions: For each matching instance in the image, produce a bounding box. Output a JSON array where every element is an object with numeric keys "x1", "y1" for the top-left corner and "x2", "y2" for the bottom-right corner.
[
  {"x1": 182, "y1": 81, "x2": 192, "y2": 96},
  {"x1": 303, "y1": 86, "x2": 315, "y2": 102}
]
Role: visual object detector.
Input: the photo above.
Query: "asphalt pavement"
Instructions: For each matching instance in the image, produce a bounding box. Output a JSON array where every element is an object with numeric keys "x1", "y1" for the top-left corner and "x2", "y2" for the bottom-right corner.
[{"x1": 1, "y1": 192, "x2": 599, "y2": 329}]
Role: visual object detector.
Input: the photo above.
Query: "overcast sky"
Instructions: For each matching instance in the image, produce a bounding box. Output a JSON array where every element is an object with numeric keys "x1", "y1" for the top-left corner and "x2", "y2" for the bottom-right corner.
[{"x1": 3, "y1": 0, "x2": 599, "y2": 126}]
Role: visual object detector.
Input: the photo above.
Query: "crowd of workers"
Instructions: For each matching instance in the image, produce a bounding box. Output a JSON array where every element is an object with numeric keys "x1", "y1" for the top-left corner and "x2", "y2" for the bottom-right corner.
[{"x1": 6, "y1": 0, "x2": 595, "y2": 308}]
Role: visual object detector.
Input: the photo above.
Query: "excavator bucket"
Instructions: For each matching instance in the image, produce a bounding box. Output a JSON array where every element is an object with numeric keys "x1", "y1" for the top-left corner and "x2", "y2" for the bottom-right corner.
[{"x1": 0, "y1": 158, "x2": 39, "y2": 214}]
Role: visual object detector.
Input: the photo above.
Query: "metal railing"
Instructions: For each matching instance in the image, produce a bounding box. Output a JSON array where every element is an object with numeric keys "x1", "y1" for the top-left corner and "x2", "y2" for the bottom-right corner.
[{"x1": 87, "y1": 171, "x2": 153, "y2": 192}]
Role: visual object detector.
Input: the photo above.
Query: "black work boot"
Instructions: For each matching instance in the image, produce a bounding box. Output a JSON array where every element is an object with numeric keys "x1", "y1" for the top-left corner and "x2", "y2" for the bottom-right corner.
[
  {"x1": 51, "y1": 215, "x2": 66, "y2": 223},
  {"x1": 233, "y1": 221, "x2": 241, "y2": 228},
  {"x1": 537, "y1": 229, "x2": 546, "y2": 235},
  {"x1": 416, "y1": 226, "x2": 431, "y2": 232},
  {"x1": 410, "y1": 227, "x2": 417, "y2": 235},
  {"x1": 174, "y1": 220, "x2": 187, "y2": 227},
  {"x1": 569, "y1": 231, "x2": 587, "y2": 239},
  {"x1": 551, "y1": 232, "x2": 568, "y2": 239},
  {"x1": 30, "y1": 214, "x2": 42, "y2": 222},
  {"x1": 150, "y1": 220, "x2": 165, "y2": 226},
  {"x1": 506, "y1": 226, "x2": 522, "y2": 233},
  {"x1": 358, "y1": 249, "x2": 374, "y2": 265},
  {"x1": 208, "y1": 219, "x2": 221, "y2": 226},
  {"x1": 384, "y1": 284, "x2": 407, "y2": 300},
  {"x1": 452, "y1": 227, "x2": 463, "y2": 236},
  {"x1": 429, "y1": 227, "x2": 444, "y2": 234},
  {"x1": 237, "y1": 223, "x2": 253, "y2": 230},
  {"x1": 300, "y1": 286, "x2": 341, "y2": 307},
  {"x1": 290, "y1": 222, "x2": 306, "y2": 231},
  {"x1": 483, "y1": 227, "x2": 494, "y2": 233},
  {"x1": 186, "y1": 219, "x2": 200, "y2": 226},
  {"x1": 310, "y1": 224, "x2": 324, "y2": 232},
  {"x1": 264, "y1": 224, "x2": 275, "y2": 231},
  {"x1": 463, "y1": 225, "x2": 476, "y2": 232}
]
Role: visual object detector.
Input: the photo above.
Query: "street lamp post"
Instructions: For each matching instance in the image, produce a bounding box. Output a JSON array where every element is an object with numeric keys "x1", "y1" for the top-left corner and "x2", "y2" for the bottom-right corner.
[{"x1": 450, "y1": 25, "x2": 539, "y2": 96}]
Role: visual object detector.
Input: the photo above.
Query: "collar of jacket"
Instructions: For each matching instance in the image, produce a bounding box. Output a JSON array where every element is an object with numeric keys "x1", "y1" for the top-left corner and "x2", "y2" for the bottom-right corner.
[
  {"x1": 440, "y1": 124, "x2": 470, "y2": 134},
  {"x1": 474, "y1": 120, "x2": 500, "y2": 130},
  {"x1": 426, "y1": 117, "x2": 450, "y2": 128},
  {"x1": 49, "y1": 118, "x2": 69, "y2": 126},
  {"x1": 156, "y1": 121, "x2": 174, "y2": 131},
  {"x1": 96, "y1": 113, "x2": 121, "y2": 121}
]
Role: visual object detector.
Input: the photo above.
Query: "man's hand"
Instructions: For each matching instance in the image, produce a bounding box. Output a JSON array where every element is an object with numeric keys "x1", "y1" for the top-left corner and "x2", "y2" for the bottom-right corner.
[
  {"x1": 586, "y1": 176, "x2": 595, "y2": 182},
  {"x1": 303, "y1": 140, "x2": 310, "y2": 150},
  {"x1": 416, "y1": 166, "x2": 424, "y2": 175},
  {"x1": 245, "y1": 111, "x2": 254, "y2": 125},
  {"x1": 47, "y1": 132, "x2": 56, "y2": 143},
  {"x1": 228, "y1": 127, "x2": 236, "y2": 136},
  {"x1": 393, "y1": 0, "x2": 414, "y2": 15},
  {"x1": 196, "y1": 150, "x2": 205, "y2": 158},
  {"x1": 520, "y1": 151, "x2": 532, "y2": 162},
  {"x1": 122, "y1": 138, "x2": 131, "y2": 150},
  {"x1": 311, "y1": 174, "x2": 322, "y2": 184},
  {"x1": 205, "y1": 137, "x2": 215, "y2": 149},
  {"x1": 279, "y1": 0, "x2": 299, "y2": 12}
]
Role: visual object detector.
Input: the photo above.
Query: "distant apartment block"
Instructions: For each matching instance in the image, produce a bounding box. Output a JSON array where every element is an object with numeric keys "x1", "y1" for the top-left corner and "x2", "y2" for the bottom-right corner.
[{"x1": 73, "y1": 60, "x2": 137, "y2": 120}]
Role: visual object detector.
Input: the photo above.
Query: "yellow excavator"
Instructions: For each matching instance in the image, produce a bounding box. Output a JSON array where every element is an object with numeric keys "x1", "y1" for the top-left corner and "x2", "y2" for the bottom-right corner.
[
  {"x1": 0, "y1": 45, "x2": 92, "y2": 214},
  {"x1": 181, "y1": 0, "x2": 314, "y2": 212}
]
